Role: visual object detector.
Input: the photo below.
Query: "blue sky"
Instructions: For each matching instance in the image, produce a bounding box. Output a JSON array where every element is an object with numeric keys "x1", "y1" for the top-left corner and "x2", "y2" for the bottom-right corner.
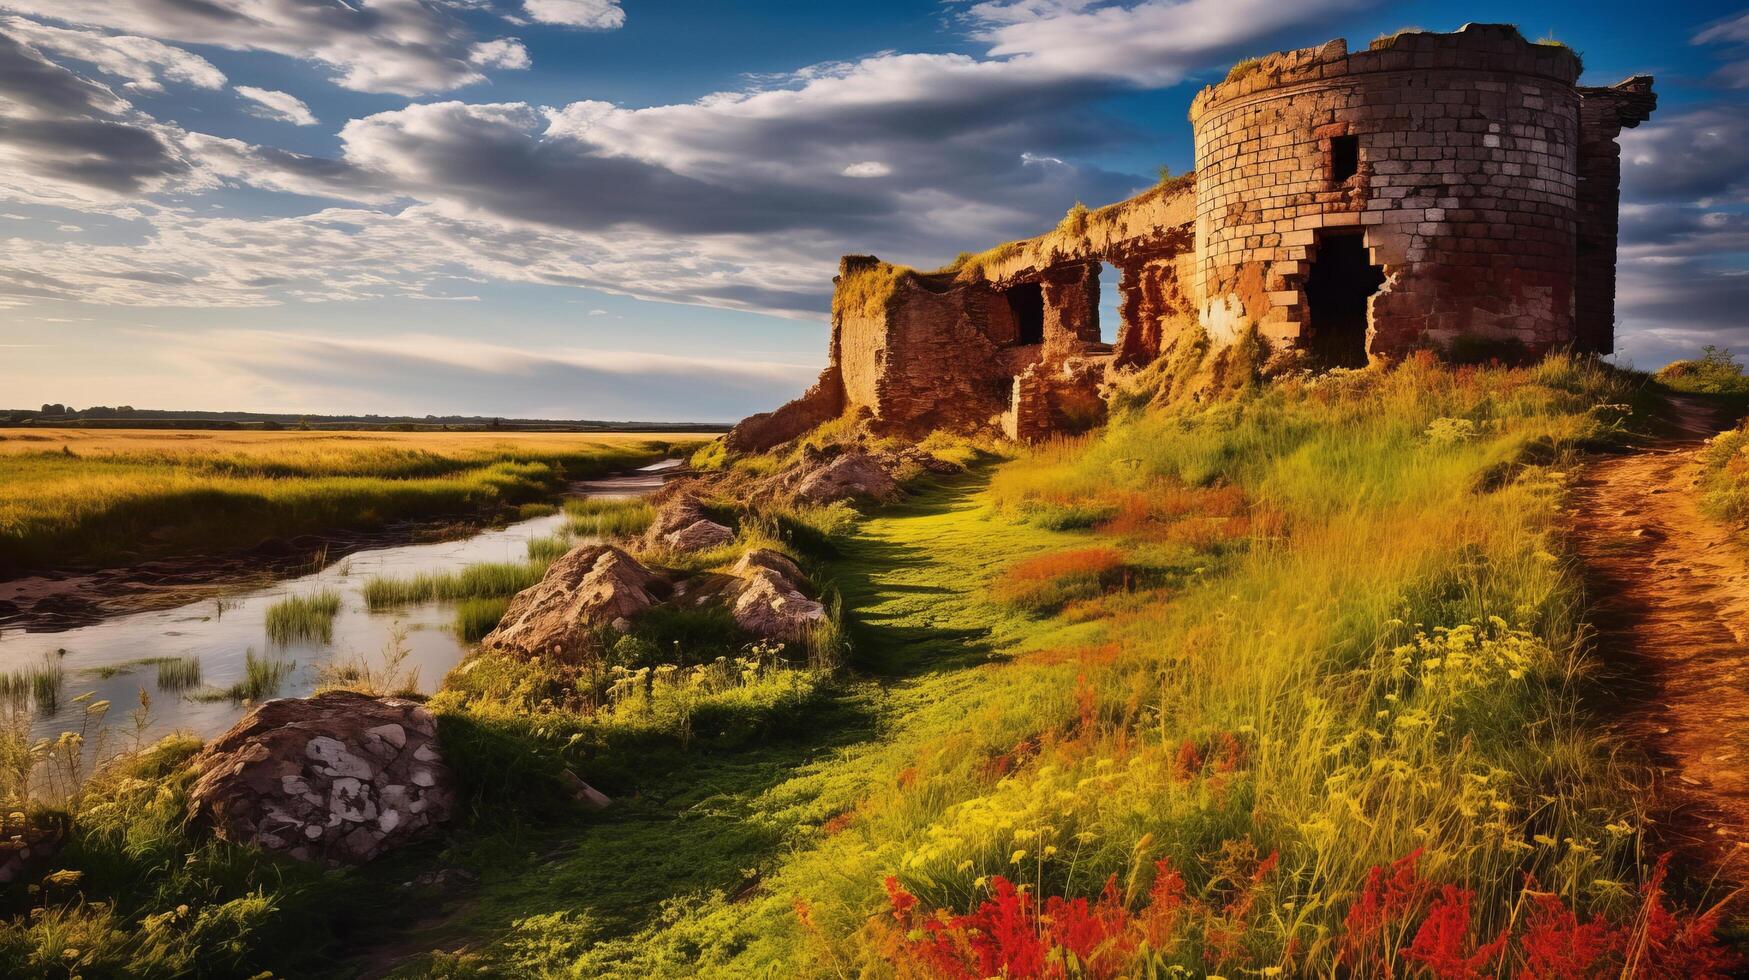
[{"x1": 0, "y1": 0, "x2": 1744, "y2": 422}]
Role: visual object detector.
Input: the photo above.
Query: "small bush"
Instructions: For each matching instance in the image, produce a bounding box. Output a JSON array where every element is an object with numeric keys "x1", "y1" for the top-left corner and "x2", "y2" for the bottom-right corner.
[{"x1": 1655, "y1": 345, "x2": 1749, "y2": 395}]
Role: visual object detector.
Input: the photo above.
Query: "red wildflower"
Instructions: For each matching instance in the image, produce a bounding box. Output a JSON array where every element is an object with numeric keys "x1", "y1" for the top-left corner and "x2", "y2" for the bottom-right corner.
[
  {"x1": 1403, "y1": 885, "x2": 1507, "y2": 979},
  {"x1": 885, "y1": 875, "x2": 918, "y2": 923},
  {"x1": 1172, "y1": 740, "x2": 1203, "y2": 781}
]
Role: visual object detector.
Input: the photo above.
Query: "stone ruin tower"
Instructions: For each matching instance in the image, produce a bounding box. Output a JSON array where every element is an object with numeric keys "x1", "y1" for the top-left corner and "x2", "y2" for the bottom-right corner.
[
  {"x1": 1190, "y1": 24, "x2": 1655, "y2": 366},
  {"x1": 725, "y1": 25, "x2": 1656, "y2": 452}
]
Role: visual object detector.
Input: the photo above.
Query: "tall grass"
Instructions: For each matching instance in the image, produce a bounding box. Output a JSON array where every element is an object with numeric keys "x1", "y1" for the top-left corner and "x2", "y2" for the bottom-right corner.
[
  {"x1": 455, "y1": 597, "x2": 509, "y2": 644},
  {"x1": 526, "y1": 533, "x2": 573, "y2": 563},
  {"x1": 0, "y1": 655, "x2": 65, "y2": 712},
  {"x1": 565, "y1": 498, "x2": 655, "y2": 538},
  {"x1": 0, "y1": 431, "x2": 698, "y2": 570},
  {"x1": 154, "y1": 656, "x2": 201, "y2": 691},
  {"x1": 191, "y1": 650, "x2": 294, "y2": 703},
  {"x1": 264, "y1": 590, "x2": 342, "y2": 645},
  {"x1": 454, "y1": 354, "x2": 1697, "y2": 977},
  {"x1": 362, "y1": 560, "x2": 549, "y2": 610}
]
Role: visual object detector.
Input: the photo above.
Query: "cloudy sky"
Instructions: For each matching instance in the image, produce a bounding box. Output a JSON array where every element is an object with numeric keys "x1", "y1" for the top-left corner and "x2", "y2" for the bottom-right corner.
[{"x1": 0, "y1": 0, "x2": 1742, "y2": 421}]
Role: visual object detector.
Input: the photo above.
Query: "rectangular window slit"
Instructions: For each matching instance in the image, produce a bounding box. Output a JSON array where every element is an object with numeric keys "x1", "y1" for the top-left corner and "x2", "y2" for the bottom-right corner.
[{"x1": 1330, "y1": 134, "x2": 1359, "y2": 182}]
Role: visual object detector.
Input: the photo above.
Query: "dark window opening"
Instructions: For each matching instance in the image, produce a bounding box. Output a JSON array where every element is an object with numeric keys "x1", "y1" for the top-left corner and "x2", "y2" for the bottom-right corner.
[
  {"x1": 1007, "y1": 281, "x2": 1044, "y2": 345},
  {"x1": 1303, "y1": 233, "x2": 1384, "y2": 369},
  {"x1": 1330, "y1": 134, "x2": 1359, "y2": 182}
]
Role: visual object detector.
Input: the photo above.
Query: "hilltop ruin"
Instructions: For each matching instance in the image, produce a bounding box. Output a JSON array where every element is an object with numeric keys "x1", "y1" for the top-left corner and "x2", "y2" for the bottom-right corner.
[{"x1": 727, "y1": 24, "x2": 1656, "y2": 449}]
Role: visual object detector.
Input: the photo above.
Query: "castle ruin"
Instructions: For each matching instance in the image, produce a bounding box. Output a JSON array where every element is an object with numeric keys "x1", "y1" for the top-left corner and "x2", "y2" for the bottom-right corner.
[{"x1": 727, "y1": 24, "x2": 1656, "y2": 450}]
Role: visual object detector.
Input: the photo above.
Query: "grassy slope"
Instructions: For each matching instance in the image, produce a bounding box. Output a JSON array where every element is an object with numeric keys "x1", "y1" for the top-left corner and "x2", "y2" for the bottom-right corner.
[
  {"x1": 13, "y1": 357, "x2": 1729, "y2": 978},
  {"x1": 0, "y1": 432, "x2": 698, "y2": 570},
  {"x1": 370, "y1": 356, "x2": 1693, "y2": 977}
]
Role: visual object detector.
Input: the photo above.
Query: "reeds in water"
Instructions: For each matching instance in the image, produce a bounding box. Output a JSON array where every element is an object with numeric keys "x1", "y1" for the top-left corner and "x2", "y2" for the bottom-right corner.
[
  {"x1": 0, "y1": 655, "x2": 64, "y2": 712},
  {"x1": 154, "y1": 656, "x2": 201, "y2": 691},
  {"x1": 361, "y1": 560, "x2": 548, "y2": 611},
  {"x1": 265, "y1": 590, "x2": 342, "y2": 645}
]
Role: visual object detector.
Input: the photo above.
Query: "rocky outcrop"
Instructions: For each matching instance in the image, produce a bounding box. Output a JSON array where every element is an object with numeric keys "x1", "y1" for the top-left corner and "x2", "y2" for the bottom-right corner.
[
  {"x1": 664, "y1": 518, "x2": 734, "y2": 553},
  {"x1": 789, "y1": 451, "x2": 901, "y2": 506},
  {"x1": 731, "y1": 548, "x2": 826, "y2": 643},
  {"x1": 731, "y1": 547, "x2": 807, "y2": 586},
  {"x1": 644, "y1": 494, "x2": 736, "y2": 553},
  {"x1": 186, "y1": 692, "x2": 456, "y2": 865},
  {"x1": 482, "y1": 545, "x2": 657, "y2": 657}
]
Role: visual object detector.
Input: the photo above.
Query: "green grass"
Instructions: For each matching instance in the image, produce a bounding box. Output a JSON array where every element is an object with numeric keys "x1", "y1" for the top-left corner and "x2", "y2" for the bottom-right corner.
[
  {"x1": 455, "y1": 597, "x2": 510, "y2": 644},
  {"x1": 565, "y1": 498, "x2": 655, "y2": 538},
  {"x1": 190, "y1": 650, "x2": 295, "y2": 702},
  {"x1": 0, "y1": 655, "x2": 65, "y2": 711},
  {"x1": 369, "y1": 355, "x2": 1691, "y2": 976},
  {"x1": 8, "y1": 355, "x2": 1731, "y2": 977},
  {"x1": 526, "y1": 533, "x2": 573, "y2": 563},
  {"x1": 1654, "y1": 345, "x2": 1749, "y2": 396},
  {"x1": 264, "y1": 590, "x2": 342, "y2": 645},
  {"x1": 0, "y1": 433, "x2": 696, "y2": 571},
  {"x1": 154, "y1": 656, "x2": 201, "y2": 691},
  {"x1": 362, "y1": 560, "x2": 550, "y2": 610}
]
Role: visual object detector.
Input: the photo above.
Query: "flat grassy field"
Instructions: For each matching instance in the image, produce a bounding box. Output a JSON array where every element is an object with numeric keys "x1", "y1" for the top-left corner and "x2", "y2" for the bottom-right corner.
[{"x1": 0, "y1": 429, "x2": 706, "y2": 571}]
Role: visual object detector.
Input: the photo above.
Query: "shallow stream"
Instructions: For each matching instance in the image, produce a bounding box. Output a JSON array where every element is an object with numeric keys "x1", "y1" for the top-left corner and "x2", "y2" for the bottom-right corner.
[{"x1": 0, "y1": 460, "x2": 678, "y2": 744}]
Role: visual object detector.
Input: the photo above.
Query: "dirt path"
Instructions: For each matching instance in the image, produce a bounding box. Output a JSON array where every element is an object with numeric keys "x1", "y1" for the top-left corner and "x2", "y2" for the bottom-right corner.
[{"x1": 1570, "y1": 393, "x2": 1749, "y2": 873}]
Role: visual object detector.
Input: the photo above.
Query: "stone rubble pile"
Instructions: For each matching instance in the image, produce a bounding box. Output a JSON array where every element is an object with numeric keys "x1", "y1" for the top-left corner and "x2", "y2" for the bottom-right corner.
[{"x1": 186, "y1": 692, "x2": 457, "y2": 865}]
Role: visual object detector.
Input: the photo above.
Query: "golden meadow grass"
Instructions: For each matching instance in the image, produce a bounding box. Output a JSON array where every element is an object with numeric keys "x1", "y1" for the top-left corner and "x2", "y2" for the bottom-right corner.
[
  {"x1": 6, "y1": 356, "x2": 1731, "y2": 977},
  {"x1": 0, "y1": 429, "x2": 702, "y2": 569}
]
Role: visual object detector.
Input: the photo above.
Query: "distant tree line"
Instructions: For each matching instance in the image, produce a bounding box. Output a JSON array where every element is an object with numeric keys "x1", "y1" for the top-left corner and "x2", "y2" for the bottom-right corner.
[{"x1": 0, "y1": 403, "x2": 728, "y2": 433}]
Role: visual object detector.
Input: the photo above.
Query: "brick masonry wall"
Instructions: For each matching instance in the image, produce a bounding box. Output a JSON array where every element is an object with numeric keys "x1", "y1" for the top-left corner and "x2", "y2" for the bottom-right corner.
[
  {"x1": 1189, "y1": 25, "x2": 1586, "y2": 359},
  {"x1": 1574, "y1": 78, "x2": 1657, "y2": 355}
]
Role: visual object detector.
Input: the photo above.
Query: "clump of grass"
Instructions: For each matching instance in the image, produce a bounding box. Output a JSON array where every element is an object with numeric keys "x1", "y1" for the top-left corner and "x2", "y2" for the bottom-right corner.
[
  {"x1": 0, "y1": 655, "x2": 65, "y2": 712},
  {"x1": 565, "y1": 498, "x2": 654, "y2": 538},
  {"x1": 264, "y1": 590, "x2": 342, "y2": 645},
  {"x1": 1655, "y1": 345, "x2": 1749, "y2": 396},
  {"x1": 526, "y1": 533, "x2": 573, "y2": 563},
  {"x1": 517, "y1": 502, "x2": 560, "y2": 519},
  {"x1": 1055, "y1": 201, "x2": 1090, "y2": 238},
  {"x1": 455, "y1": 597, "x2": 509, "y2": 644},
  {"x1": 832, "y1": 261, "x2": 915, "y2": 319},
  {"x1": 1225, "y1": 55, "x2": 1263, "y2": 81},
  {"x1": 191, "y1": 650, "x2": 294, "y2": 702},
  {"x1": 362, "y1": 560, "x2": 548, "y2": 610},
  {"x1": 154, "y1": 656, "x2": 201, "y2": 691}
]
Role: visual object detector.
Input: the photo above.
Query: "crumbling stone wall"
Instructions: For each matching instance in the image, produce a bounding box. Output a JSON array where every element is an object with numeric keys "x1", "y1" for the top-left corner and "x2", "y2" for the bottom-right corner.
[
  {"x1": 1574, "y1": 77, "x2": 1657, "y2": 355},
  {"x1": 725, "y1": 24, "x2": 1652, "y2": 450}
]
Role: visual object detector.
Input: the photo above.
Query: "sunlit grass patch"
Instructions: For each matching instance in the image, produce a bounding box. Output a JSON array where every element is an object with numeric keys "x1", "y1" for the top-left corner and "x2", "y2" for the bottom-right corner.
[
  {"x1": 526, "y1": 533, "x2": 573, "y2": 564},
  {"x1": 991, "y1": 546, "x2": 1131, "y2": 614},
  {"x1": 565, "y1": 498, "x2": 655, "y2": 538},
  {"x1": 264, "y1": 590, "x2": 342, "y2": 645},
  {"x1": 362, "y1": 560, "x2": 549, "y2": 610}
]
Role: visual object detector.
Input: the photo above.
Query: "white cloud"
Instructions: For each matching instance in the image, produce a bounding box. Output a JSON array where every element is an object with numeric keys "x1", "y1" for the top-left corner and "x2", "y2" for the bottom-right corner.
[
  {"x1": 841, "y1": 161, "x2": 892, "y2": 178},
  {"x1": 0, "y1": 16, "x2": 224, "y2": 92},
  {"x1": 521, "y1": 0, "x2": 626, "y2": 29},
  {"x1": 469, "y1": 38, "x2": 532, "y2": 70},
  {"x1": 0, "y1": 0, "x2": 530, "y2": 95},
  {"x1": 234, "y1": 86, "x2": 317, "y2": 126}
]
